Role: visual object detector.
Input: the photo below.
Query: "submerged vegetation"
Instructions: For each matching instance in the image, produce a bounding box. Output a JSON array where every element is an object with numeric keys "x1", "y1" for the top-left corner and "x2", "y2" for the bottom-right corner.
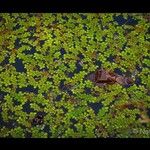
[{"x1": 0, "y1": 13, "x2": 150, "y2": 138}]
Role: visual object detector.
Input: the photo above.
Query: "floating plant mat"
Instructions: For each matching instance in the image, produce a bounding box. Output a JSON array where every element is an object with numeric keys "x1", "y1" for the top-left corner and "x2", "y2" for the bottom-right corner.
[{"x1": 0, "y1": 13, "x2": 150, "y2": 138}]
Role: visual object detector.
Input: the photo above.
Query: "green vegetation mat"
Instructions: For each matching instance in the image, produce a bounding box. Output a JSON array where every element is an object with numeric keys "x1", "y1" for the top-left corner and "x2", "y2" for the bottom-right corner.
[{"x1": 0, "y1": 13, "x2": 150, "y2": 138}]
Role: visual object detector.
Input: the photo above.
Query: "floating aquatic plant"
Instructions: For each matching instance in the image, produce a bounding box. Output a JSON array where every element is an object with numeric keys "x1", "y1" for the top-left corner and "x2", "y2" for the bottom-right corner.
[{"x1": 0, "y1": 13, "x2": 150, "y2": 138}]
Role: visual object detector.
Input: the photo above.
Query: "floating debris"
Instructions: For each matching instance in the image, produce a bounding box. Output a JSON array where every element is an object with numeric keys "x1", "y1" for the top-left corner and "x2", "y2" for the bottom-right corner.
[
  {"x1": 32, "y1": 114, "x2": 44, "y2": 125},
  {"x1": 87, "y1": 68, "x2": 134, "y2": 86}
]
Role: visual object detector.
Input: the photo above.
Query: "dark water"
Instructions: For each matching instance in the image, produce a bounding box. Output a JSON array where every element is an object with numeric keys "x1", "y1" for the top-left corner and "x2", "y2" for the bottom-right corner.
[
  {"x1": 0, "y1": 91, "x2": 7, "y2": 101},
  {"x1": 22, "y1": 101, "x2": 34, "y2": 114},
  {"x1": 59, "y1": 79, "x2": 73, "y2": 96},
  {"x1": 67, "y1": 72, "x2": 74, "y2": 78},
  {"x1": 0, "y1": 56, "x2": 9, "y2": 66},
  {"x1": 13, "y1": 58, "x2": 26, "y2": 72},
  {"x1": 43, "y1": 125, "x2": 51, "y2": 137},
  {"x1": 55, "y1": 94, "x2": 63, "y2": 101},
  {"x1": 84, "y1": 87, "x2": 91, "y2": 94},
  {"x1": 114, "y1": 68, "x2": 123, "y2": 75},
  {"x1": 136, "y1": 65, "x2": 142, "y2": 72},
  {"x1": 95, "y1": 60, "x2": 102, "y2": 67},
  {"x1": 0, "y1": 112, "x2": 17, "y2": 129},
  {"x1": 13, "y1": 24, "x2": 21, "y2": 30},
  {"x1": 27, "y1": 26, "x2": 36, "y2": 33},
  {"x1": 107, "y1": 54, "x2": 115, "y2": 63},
  {"x1": 14, "y1": 38, "x2": 21, "y2": 49},
  {"x1": 74, "y1": 60, "x2": 83, "y2": 73},
  {"x1": 114, "y1": 15, "x2": 138, "y2": 26},
  {"x1": 70, "y1": 118, "x2": 78, "y2": 132},
  {"x1": 39, "y1": 40, "x2": 45, "y2": 47},
  {"x1": 60, "y1": 48, "x2": 66, "y2": 56},
  {"x1": 16, "y1": 85, "x2": 38, "y2": 94},
  {"x1": 134, "y1": 77, "x2": 142, "y2": 86},
  {"x1": 80, "y1": 14, "x2": 87, "y2": 20},
  {"x1": 77, "y1": 53, "x2": 84, "y2": 59},
  {"x1": 61, "y1": 106, "x2": 68, "y2": 113},
  {"x1": 23, "y1": 46, "x2": 36, "y2": 55},
  {"x1": 88, "y1": 102, "x2": 103, "y2": 115}
]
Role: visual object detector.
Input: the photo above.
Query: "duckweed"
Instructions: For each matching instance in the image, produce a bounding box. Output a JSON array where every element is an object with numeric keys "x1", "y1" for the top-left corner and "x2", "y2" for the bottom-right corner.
[{"x1": 0, "y1": 13, "x2": 150, "y2": 138}]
